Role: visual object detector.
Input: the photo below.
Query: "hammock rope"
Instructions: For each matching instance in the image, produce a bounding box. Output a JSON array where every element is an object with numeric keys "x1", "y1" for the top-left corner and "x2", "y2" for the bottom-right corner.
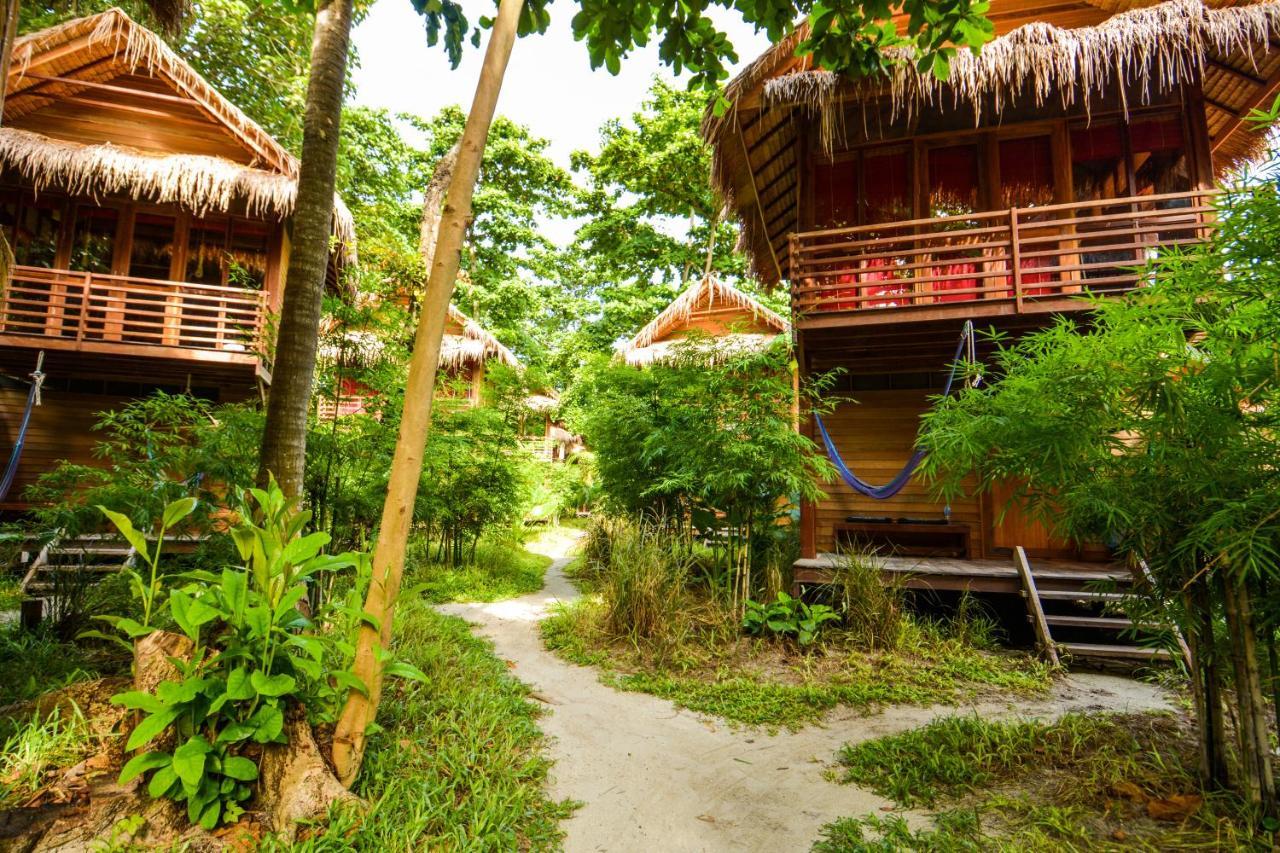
[
  {"x1": 814, "y1": 322, "x2": 975, "y2": 500},
  {"x1": 0, "y1": 352, "x2": 46, "y2": 504}
]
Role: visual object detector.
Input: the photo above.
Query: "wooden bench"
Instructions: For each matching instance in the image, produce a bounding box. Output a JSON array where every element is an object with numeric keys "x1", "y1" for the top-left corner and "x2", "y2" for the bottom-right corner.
[{"x1": 833, "y1": 521, "x2": 972, "y2": 559}]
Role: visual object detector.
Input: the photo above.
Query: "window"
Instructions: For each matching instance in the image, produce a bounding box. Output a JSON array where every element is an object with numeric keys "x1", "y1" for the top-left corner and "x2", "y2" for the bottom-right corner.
[
  {"x1": 227, "y1": 221, "x2": 270, "y2": 289},
  {"x1": 68, "y1": 206, "x2": 118, "y2": 273},
  {"x1": 10, "y1": 197, "x2": 65, "y2": 268},
  {"x1": 998, "y1": 135, "x2": 1054, "y2": 208},
  {"x1": 1070, "y1": 122, "x2": 1128, "y2": 202},
  {"x1": 813, "y1": 159, "x2": 858, "y2": 228},
  {"x1": 1130, "y1": 115, "x2": 1190, "y2": 197},
  {"x1": 186, "y1": 217, "x2": 228, "y2": 285},
  {"x1": 812, "y1": 147, "x2": 910, "y2": 229},
  {"x1": 926, "y1": 144, "x2": 980, "y2": 217},
  {"x1": 129, "y1": 213, "x2": 177, "y2": 280}
]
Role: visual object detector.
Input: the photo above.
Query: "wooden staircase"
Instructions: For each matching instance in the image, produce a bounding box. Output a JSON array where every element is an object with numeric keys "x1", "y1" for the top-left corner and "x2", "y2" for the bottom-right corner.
[
  {"x1": 1014, "y1": 546, "x2": 1186, "y2": 667},
  {"x1": 19, "y1": 534, "x2": 135, "y2": 598}
]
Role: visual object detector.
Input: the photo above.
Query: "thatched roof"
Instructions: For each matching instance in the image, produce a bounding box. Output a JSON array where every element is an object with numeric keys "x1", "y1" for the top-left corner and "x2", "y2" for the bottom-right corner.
[
  {"x1": 705, "y1": 0, "x2": 1280, "y2": 285},
  {"x1": 2, "y1": 8, "x2": 355, "y2": 264},
  {"x1": 621, "y1": 275, "x2": 790, "y2": 366},
  {"x1": 441, "y1": 304, "x2": 519, "y2": 370},
  {"x1": 321, "y1": 303, "x2": 519, "y2": 372}
]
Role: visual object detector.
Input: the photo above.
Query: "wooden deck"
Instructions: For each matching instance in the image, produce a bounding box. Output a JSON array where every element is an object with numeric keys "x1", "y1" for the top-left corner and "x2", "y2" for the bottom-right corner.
[
  {"x1": 0, "y1": 265, "x2": 268, "y2": 367},
  {"x1": 794, "y1": 552, "x2": 1130, "y2": 595},
  {"x1": 788, "y1": 189, "x2": 1215, "y2": 330}
]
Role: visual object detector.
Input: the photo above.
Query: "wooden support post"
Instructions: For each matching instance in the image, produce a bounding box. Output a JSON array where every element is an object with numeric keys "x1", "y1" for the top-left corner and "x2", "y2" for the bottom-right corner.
[
  {"x1": 1014, "y1": 545, "x2": 1059, "y2": 666},
  {"x1": 1010, "y1": 208, "x2": 1023, "y2": 313}
]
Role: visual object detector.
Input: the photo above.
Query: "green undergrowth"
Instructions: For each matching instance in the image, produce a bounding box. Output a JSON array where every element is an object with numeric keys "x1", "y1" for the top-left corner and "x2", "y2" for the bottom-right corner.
[
  {"x1": 815, "y1": 712, "x2": 1273, "y2": 851},
  {"x1": 0, "y1": 625, "x2": 107, "y2": 709},
  {"x1": 272, "y1": 598, "x2": 572, "y2": 851},
  {"x1": 0, "y1": 705, "x2": 95, "y2": 809},
  {"x1": 409, "y1": 534, "x2": 553, "y2": 604},
  {"x1": 541, "y1": 597, "x2": 1053, "y2": 729}
]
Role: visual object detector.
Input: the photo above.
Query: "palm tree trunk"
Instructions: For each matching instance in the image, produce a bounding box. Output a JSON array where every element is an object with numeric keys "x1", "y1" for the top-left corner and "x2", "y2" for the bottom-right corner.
[
  {"x1": 330, "y1": 0, "x2": 523, "y2": 787},
  {"x1": 256, "y1": 0, "x2": 352, "y2": 495}
]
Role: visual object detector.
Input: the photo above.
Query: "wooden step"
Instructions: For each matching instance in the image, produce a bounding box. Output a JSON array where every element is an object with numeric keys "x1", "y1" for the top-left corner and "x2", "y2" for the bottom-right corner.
[
  {"x1": 37, "y1": 564, "x2": 121, "y2": 574},
  {"x1": 1036, "y1": 589, "x2": 1128, "y2": 602},
  {"x1": 1060, "y1": 642, "x2": 1173, "y2": 661},
  {"x1": 1040, "y1": 614, "x2": 1133, "y2": 630}
]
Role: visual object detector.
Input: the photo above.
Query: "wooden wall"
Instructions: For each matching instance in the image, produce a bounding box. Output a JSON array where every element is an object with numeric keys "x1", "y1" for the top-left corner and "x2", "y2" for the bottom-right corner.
[
  {"x1": 665, "y1": 304, "x2": 778, "y2": 341},
  {"x1": 0, "y1": 385, "x2": 130, "y2": 509},
  {"x1": 814, "y1": 391, "x2": 983, "y2": 554}
]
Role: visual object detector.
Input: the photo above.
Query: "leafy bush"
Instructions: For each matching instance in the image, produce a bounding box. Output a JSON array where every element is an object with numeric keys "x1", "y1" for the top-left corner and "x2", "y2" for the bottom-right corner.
[
  {"x1": 99, "y1": 485, "x2": 422, "y2": 829},
  {"x1": 565, "y1": 338, "x2": 834, "y2": 600},
  {"x1": 742, "y1": 591, "x2": 839, "y2": 646},
  {"x1": 415, "y1": 405, "x2": 528, "y2": 567}
]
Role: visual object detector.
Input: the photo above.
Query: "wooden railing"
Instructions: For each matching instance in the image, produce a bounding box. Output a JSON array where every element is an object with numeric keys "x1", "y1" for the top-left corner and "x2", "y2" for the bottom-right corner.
[
  {"x1": 0, "y1": 266, "x2": 267, "y2": 358},
  {"x1": 789, "y1": 190, "x2": 1217, "y2": 317}
]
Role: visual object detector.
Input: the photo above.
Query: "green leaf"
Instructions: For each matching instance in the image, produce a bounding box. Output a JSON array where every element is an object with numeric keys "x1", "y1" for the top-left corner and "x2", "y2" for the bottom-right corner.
[
  {"x1": 282, "y1": 531, "x2": 329, "y2": 566},
  {"x1": 148, "y1": 764, "x2": 178, "y2": 798},
  {"x1": 119, "y1": 751, "x2": 171, "y2": 783},
  {"x1": 249, "y1": 705, "x2": 285, "y2": 743},
  {"x1": 161, "y1": 496, "x2": 199, "y2": 529},
  {"x1": 168, "y1": 590, "x2": 196, "y2": 638},
  {"x1": 97, "y1": 506, "x2": 148, "y2": 556},
  {"x1": 221, "y1": 569, "x2": 247, "y2": 617},
  {"x1": 931, "y1": 51, "x2": 951, "y2": 81},
  {"x1": 384, "y1": 660, "x2": 428, "y2": 683},
  {"x1": 215, "y1": 722, "x2": 257, "y2": 744},
  {"x1": 225, "y1": 667, "x2": 254, "y2": 701},
  {"x1": 172, "y1": 736, "x2": 211, "y2": 792},
  {"x1": 126, "y1": 708, "x2": 180, "y2": 751},
  {"x1": 250, "y1": 672, "x2": 296, "y2": 698},
  {"x1": 111, "y1": 690, "x2": 167, "y2": 714},
  {"x1": 221, "y1": 756, "x2": 258, "y2": 781}
]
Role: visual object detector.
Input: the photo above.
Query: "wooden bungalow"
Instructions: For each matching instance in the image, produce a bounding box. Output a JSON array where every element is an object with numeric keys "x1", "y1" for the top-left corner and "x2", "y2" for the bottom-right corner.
[
  {"x1": 319, "y1": 303, "x2": 518, "y2": 419},
  {"x1": 704, "y1": 0, "x2": 1280, "y2": 610},
  {"x1": 620, "y1": 274, "x2": 789, "y2": 366},
  {"x1": 0, "y1": 9, "x2": 354, "y2": 508}
]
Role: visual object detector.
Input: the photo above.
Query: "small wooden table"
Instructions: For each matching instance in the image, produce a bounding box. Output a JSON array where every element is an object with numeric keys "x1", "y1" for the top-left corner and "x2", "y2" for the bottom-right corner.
[{"x1": 833, "y1": 521, "x2": 972, "y2": 559}]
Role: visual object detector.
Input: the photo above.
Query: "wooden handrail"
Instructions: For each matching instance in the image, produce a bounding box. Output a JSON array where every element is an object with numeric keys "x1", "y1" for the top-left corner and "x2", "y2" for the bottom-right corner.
[
  {"x1": 789, "y1": 189, "x2": 1218, "y2": 319},
  {"x1": 0, "y1": 265, "x2": 267, "y2": 359}
]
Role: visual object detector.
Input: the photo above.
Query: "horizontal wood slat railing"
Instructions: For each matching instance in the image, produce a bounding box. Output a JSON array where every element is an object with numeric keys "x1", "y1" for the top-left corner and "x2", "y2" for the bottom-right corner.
[
  {"x1": 789, "y1": 190, "x2": 1218, "y2": 317},
  {"x1": 0, "y1": 265, "x2": 267, "y2": 359}
]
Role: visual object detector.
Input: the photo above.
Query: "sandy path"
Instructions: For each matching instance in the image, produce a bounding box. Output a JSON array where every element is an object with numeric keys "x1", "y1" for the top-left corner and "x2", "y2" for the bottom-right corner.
[{"x1": 437, "y1": 536, "x2": 1172, "y2": 852}]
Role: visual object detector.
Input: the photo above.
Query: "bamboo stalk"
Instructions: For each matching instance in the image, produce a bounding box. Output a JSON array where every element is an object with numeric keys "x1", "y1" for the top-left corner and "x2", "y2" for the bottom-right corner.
[{"x1": 330, "y1": 0, "x2": 523, "y2": 787}]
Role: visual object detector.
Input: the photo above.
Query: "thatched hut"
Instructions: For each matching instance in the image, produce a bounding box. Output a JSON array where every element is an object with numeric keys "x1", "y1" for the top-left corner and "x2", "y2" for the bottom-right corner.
[
  {"x1": 702, "y1": 0, "x2": 1280, "y2": 607},
  {"x1": 0, "y1": 8, "x2": 354, "y2": 508},
  {"x1": 619, "y1": 274, "x2": 790, "y2": 367},
  {"x1": 319, "y1": 303, "x2": 518, "y2": 419}
]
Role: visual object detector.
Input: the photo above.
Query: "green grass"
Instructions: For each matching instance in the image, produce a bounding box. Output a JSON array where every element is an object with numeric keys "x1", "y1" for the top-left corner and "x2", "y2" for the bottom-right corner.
[
  {"x1": 0, "y1": 626, "x2": 103, "y2": 708},
  {"x1": 409, "y1": 536, "x2": 553, "y2": 604},
  {"x1": 0, "y1": 705, "x2": 94, "y2": 809},
  {"x1": 541, "y1": 597, "x2": 1053, "y2": 730},
  {"x1": 816, "y1": 712, "x2": 1274, "y2": 851},
  {"x1": 0, "y1": 576, "x2": 21, "y2": 612},
  {"x1": 273, "y1": 598, "x2": 572, "y2": 851}
]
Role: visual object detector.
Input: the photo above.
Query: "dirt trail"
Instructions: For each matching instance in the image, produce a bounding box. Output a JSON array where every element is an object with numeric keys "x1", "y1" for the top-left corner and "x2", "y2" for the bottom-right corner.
[{"x1": 437, "y1": 533, "x2": 1171, "y2": 853}]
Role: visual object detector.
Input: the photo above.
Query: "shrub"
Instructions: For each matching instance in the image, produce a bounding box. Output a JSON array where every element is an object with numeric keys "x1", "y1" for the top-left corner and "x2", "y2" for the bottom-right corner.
[
  {"x1": 742, "y1": 591, "x2": 839, "y2": 646},
  {"x1": 98, "y1": 485, "x2": 424, "y2": 829},
  {"x1": 829, "y1": 548, "x2": 907, "y2": 651},
  {"x1": 599, "y1": 522, "x2": 696, "y2": 641}
]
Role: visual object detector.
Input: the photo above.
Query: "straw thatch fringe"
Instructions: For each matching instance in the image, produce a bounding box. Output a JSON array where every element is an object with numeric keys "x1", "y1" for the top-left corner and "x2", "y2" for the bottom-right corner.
[
  {"x1": 442, "y1": 304, "x2": 518, "y2": 369},
  {"x1": 759, "y1": 0, "x2": 1280, "y2": 150},
  {"x1": 625, "y1": 274, "x2": 789, "y2": 354},
  {"x1": 0, "y1": 128, "x2": 356, "y2": 265},
  {"x1": 6, "y1": 9, "x2": 356, "y2": 262},
  {"x1": 623, "y1": 333, "x2": 782, "y2": 367}
]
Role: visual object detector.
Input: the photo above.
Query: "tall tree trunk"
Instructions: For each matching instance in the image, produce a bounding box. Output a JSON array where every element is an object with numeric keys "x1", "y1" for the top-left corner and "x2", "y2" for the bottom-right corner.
[
  {"x1": 1222, "y1": 574, "x2": 1278, "y2": 816},
  {"x1": 330, "y1": 0, "x2": 523, "y2": 787},
  {"x1": 256, "y1": 0, "x2": 352, "y2": 495},
  {"x1": 0, "y1": 0, "x2": 21, "y2": 119}
]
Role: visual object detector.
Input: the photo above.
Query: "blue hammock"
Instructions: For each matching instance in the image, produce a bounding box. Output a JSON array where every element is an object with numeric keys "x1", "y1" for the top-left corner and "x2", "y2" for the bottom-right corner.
[
  {"x1": 0, "y1": 354, "x2": 45, "y2": 503},
  {"x1": 814, "y1": 322, "x2": 974, "y2": 500}
]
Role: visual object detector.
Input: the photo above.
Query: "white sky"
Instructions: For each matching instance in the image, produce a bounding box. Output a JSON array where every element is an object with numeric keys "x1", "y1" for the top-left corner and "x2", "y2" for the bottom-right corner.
[{"x1": 350, "y1": 0, "x2": 773, "y2": 169}]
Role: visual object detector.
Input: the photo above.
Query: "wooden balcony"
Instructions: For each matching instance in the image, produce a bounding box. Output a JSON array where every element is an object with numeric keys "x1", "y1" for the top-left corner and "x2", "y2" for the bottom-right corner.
[
  {"x1": 789, "y1": 190, "x2": 1217, "y2": 329},
  {"x1": 0, "y1": 265, "x2": 268, "y2": 369}
]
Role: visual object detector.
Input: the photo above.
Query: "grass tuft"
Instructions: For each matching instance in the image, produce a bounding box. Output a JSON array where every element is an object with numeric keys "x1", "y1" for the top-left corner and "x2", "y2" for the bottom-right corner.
[
  {"x1": 270, "y1": 598, "x2": 571, "y2": 851},
  {"x1": 0, "y1": 705, "x2": 94, "y2": 808},
  {"x1": 819, "y1": 712, "x2": 1274, "y2": 851},
  {"x1": 408, "y1": 535, "x2": 553, "y2": 604}
]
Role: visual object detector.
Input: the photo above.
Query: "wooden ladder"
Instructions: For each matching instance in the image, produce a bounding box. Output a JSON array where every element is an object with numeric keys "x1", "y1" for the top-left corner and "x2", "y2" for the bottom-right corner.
[{"x1": 1014, "y1": 546, "x2": 1178, "y2": 666}]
